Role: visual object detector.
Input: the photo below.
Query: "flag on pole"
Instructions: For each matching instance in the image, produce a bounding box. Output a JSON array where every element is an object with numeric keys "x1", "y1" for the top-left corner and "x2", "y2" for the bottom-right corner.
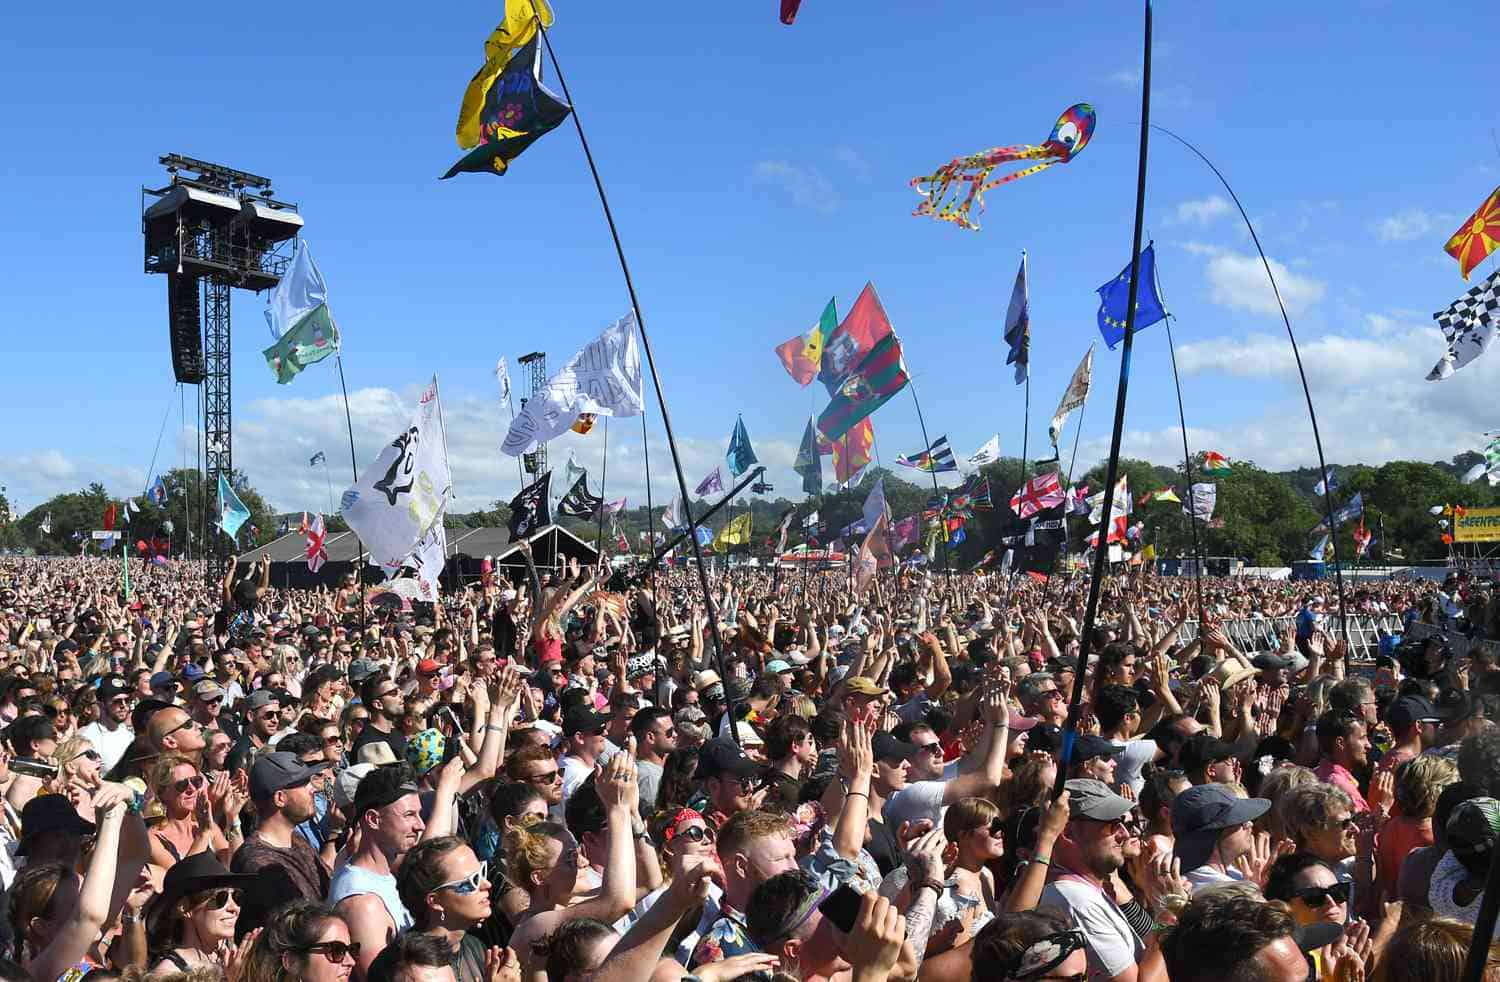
[
  {"x1": 695, "y1": 467, "x2": 724, "y2": 497},
  {"x1": 340, "y1": 379, "x2": 454, "y2": 569},
  {"x1": 713, "y1": 513, "x2": 753, "y2": 552},
  {"x1": 1313, "y1": 468, "x2": 1339, "y2": 496},
  {"x1": 304, "y1": 513, "x2": 329, "y2": 572},
  {"x1": 802, "y1": 510, "x2": 821, "y2": 531},
  {"x1": 1201, "y1": 451, "x2": 1232, "y2": 477},
  {"x1": 727, "y1": 416, "x2": 758, "y2": 477},
  {"x1": 1444, "y1": 185, "x2": 1500, "y2": 280},
  {"x1": 262, "y1": 242, "x2": 341, "y2": 383},
  {"x1": 502, "y1": 314, "x2": 644, "y2": 456},
  {"x1": 1096, "y1": 243, "x2": 1168, "y2": 350},
  {"x1": 1309, "y1": 533, "x2": 1331, "y2": 561},
  {"x1": 603, "y1": 498, "x2": 627, "y2": 514},
  {"x1": 1048, "y1": 343, "x2": 1094, "y2": 448},
  {"x1": 407, "y1": 520, "x2": 448, "y2": 601},
  {"x1": 1353, "y1": 519, "x2": 1372, "y2": 558},
  {"x1": 895, "y1": 436, "x2": 958, "y2": 473},
  {"x1": 444, "y1": 26, "x2": 571, "y2": 179},
  {"x1": 1010, "y1": 471, "x2": 1065, "y2": 518},
  {"x1": 217, "y1": 474, "x2": 251, "y2": 540},
  {"x1": 1310, "y1": 492, "x2": 1364, "y2": 536},
  {"x1": 862, "y1": 478, "x2": 891, "y2": 532},
  {"x1": 149, "y1": 476, "x2": 169, "y2": 506},
  {"x1": 507, "y1": 472, "x2": 553, "y2": 542},
  {"x1": 1428, "y1": 268, "x2": 1500, "y2": 381},
  {"x1": 1003, "y1": 253, "x2": 1030, "y2": 385},
  {"x1": 817, "y1": 418, "x2": 874, "y2": 484},
  {"x1": 40, "y1": 512, "x2": 51, "y2": 535},
  {"x1": 775, "y1": 299, "x2": 834, "y2": 386},
  {"x1": 1182, "y1": 483, "x2": 1217, "y2": 521},
  {"x1": 495, "y1": 357, "x2": 512, "y2": 406},
  {"x1": 818, "y1": 283, "x2": 894, "y2": 396},
  {"x1": 557, "y1": 471, "x2": 603, "y2": 519},
  {"x1": 1139, "y1": 486, "x2": 1181, "y2": 506},
  {"x1": 816, "y1": 334, "x2": 910, "y2": 442},
  {"x1": 773, "y1": 507, "x2": 796, "y2": 553},
  {"x1": 966, "y1": 435, "x2": 1001, "y2": 468},
  {"x1": 794, "y1": 418, "x2": 823, "y2": 495},
  {"x1": 662, "y1": 496, "x2": 681, "y2": 530},
  {"x1": 309, "y1": 451, "x2": 326, "y2": 467}
]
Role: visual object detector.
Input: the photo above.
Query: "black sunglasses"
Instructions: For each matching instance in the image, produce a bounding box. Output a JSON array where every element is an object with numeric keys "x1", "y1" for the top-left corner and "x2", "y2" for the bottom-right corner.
[
  {"x1": 197, "y1": 888, "x2": 244, "y2": 910},
  {"x1": 670, "y1": 824, "x2": 717, "y2": 844},
  {"x1": 1291, "y1": 882, "x2": 1350, "y2": 906},
  {"x1": 302, "y1": 941, "x2": 361, "y2": 962}
]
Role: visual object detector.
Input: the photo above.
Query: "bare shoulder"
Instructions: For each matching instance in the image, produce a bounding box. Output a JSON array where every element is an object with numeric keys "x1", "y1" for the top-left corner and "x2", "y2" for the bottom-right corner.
[{"x1": 336, "y1": 892, "x2": 394, "y2": 928}]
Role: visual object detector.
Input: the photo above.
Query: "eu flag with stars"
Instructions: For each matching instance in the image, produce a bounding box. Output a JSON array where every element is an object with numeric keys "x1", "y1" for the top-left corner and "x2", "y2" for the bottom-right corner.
[{"x1": 1096, "y1": 243, "x2": 1167, "y2": 350}]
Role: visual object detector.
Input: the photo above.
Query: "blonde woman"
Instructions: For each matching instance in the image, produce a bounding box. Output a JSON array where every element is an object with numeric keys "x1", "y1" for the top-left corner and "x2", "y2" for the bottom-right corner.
[
  {"x1": 1256, "y1": 763, "x2": 1318, "y2": 842},
  {"x1": 147, "y1": 755, "x2": 238, "y2": 868},
  {"x1": 1377, "y1": 754, "x2": 1457, "y2": 903},
  {"x1": 929, "y1": 797, "x2": 1004, "y2": 954}
]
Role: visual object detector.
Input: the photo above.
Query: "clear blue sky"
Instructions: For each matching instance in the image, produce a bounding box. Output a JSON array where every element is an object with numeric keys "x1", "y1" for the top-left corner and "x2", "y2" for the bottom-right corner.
[{"x1": 3, "y1": 1, "x2": 1497, "y2": 516}]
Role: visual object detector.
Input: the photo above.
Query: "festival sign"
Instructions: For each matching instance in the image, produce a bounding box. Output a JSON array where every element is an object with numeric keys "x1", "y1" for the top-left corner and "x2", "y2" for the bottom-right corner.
[{"x1": 1454, "y1": 507, "x2": 1500, "y2": 542}]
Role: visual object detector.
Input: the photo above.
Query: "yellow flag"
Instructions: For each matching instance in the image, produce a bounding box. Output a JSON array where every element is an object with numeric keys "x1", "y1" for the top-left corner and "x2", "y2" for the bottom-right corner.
[
  {"x1": 455, "y1": 0, "x2": 556, "y2": 150},
  {"x1": 1142, "y1": 543, "x2": 1156, "y2": 561},
  {"x1": 713, "y1": 513, "x2": 753, "y2": 552}
]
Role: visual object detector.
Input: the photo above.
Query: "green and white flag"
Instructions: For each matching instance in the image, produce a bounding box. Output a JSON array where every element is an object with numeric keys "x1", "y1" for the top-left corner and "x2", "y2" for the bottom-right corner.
[{"x1": 263, "y1": 241, "x2": 340, "y2": 384}]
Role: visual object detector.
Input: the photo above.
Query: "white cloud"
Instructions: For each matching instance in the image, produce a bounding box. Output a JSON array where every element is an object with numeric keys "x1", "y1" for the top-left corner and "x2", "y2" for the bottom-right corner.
[
  {"x1": 1108, "y1": 67, "x2": 1142, "y2": 86},
  {"x1": 1171, "y1": 196, "x2": 1231, "y2": 225},
  {"x1": 752, "y1": 161, "x2": 837, "y2": 214},
  {"x1": 832, "y1": 146, "x2": 872, "y2": 182},
  {"x1": 1186, "y1": 244, "x2": 1327, "y2": 316},
  {"x1": 1375, "y1": 209, "x2": 1442, "y2": 243}
]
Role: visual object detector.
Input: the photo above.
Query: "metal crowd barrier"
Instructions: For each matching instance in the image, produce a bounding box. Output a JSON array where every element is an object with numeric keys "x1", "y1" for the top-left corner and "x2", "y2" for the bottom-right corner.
[
  {"x1": 1171, "y1": 614, "x2": 1404, "y2": 660},
  {"x1": 1403, "y1": 621, "x2": 1500, "y2": 660}
]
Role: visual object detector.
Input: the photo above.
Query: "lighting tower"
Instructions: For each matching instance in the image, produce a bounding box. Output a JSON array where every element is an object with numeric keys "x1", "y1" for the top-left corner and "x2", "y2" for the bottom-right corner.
[
  {"x1": 142, "y1": 154, "x2": 303, "y2": 565},
  {"x1": 518, "y1": 351, "x2": 549, "y2": 479}
]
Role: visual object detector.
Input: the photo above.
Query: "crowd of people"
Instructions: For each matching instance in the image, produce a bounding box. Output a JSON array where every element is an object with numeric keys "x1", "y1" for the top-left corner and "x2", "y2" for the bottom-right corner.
[{"x1": 0, "y1": 547, "x2": 1498, "y2": 982}]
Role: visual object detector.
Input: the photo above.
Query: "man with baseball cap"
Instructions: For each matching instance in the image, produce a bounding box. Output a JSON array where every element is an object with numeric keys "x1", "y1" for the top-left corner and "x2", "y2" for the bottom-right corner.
[
  {"x1": 1040, "y1": 779, "x2": 1157, "y2": 980},
  {"x1": 1171, "y1": 783, "x2": 1272, "y2": 890},
  {"x1": 226, "y1": 689, "x2": 281, "y2": 774},
  {"x1": 230, "y1": 751, "x2": 333, "y2": 938},
  {"x1": 79, "y1": 674, "x2": 135, "y2": 772},
  {"x1": 560, "y1": 705, "x2": 612, "y2": 806},
  {"x1": 697, "y1": 737, "x2": 768, "y2": 828},
  {"x1": 882, "y1": 681, "x2": 1014, "y2": 837},
  {"x1": 1378, "y1": 694, "x2": 1446, "y2": 774}
]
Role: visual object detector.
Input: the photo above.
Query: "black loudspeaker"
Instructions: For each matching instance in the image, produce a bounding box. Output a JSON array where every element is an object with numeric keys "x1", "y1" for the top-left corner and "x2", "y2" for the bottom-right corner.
[{"x1": 168, "y1": 273, "x2": 204, "y2": 383}]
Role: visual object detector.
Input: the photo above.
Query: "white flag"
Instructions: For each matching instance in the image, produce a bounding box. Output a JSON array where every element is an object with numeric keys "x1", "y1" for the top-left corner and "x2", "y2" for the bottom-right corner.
[
  {"x1": 502, "y1": 314, "x2": 644, "y2": 456},
  {"x1": 340, "y1": 378, "x2": 454, "y2": 570},
  {"x1": 495, "y1": 357, "x2": 512, "y2": 406},
  {"x1": 549, "y1": 450, "x2": 587, "y2": 512},
  {"x1": 1048, "y1": 344, "x2": 1095, "y2": 448},
  {"x1": 264, "y1": 241, "x2": 328, "y2": 340},
  {"x1": 662, "y1": 496, "x2": 681, "y2": 529},
  {"x1": 1183, "y1": 483, "x2": 1217, "y2": 521},
  {"x1": 862, "y1": 478, "x2": 890, "y2": 532},
  {"x1": 966, "y1": 435, "x2": 1001, "y2": 468},
  {"x1": 408, "y1": 519, "x2": 448, "y2": 602},
  {"x1": 40, "y1": 512, "x2": 51, "y2": 535}
]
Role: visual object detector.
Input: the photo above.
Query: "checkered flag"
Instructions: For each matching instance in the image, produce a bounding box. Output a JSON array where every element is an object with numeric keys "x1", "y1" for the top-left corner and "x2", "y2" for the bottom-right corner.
[{"x1": 1429, "y1": 267, "x2": 1500, "y2": 381}]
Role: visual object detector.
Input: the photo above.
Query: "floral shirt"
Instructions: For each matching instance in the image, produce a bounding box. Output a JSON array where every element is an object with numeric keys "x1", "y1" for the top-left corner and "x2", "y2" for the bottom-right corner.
[{"x1": 688, "y1": 903, "x2": 757, "y2": 969}]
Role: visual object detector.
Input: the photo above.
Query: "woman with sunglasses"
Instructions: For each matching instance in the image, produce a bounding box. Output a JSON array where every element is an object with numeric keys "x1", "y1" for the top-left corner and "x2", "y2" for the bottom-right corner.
[
  {"x1": 386, "y1": 836, "x2": 494, "y2": 982},
  {"x1": 926, "y1": 797, "x2": 1004, "y2": 954},
  {"x1": 1265, "y1": 854, "x2": 1350, "y2": 928},
  {"x1": 242, "y1": 899, "x2": 357, "y2": 982},
  {"x1": 54, "y1": 735, "x2": 104, "y2": 815},
  {"x1": 148, "y1": 755, "x2": 230, "y2": 867},
  {"x1": 144, "y1": 851, "x2": 256, "y2": 975}
]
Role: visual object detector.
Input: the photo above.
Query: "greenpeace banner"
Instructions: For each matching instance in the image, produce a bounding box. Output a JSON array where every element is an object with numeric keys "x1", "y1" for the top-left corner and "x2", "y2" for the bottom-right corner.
[
  {"x1": 341, "y1": 379, "x2": 454, "y2": 570},
  {"x1": 502, "y1": 314, "x2": 644, "y2": 456},
  {"x1": 1455, "y1": 506, "x2": 1500, "y2": 543}
]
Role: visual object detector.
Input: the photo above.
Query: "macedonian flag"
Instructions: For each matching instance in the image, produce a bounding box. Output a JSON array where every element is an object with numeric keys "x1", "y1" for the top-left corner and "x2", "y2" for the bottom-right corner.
[{"x1": 1445, "y1": 186, "x2": 1500, "y2": 280}]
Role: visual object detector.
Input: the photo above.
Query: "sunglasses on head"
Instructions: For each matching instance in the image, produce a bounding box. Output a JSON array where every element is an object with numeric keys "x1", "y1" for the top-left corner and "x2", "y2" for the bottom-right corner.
[
  {"x1": 434, "y1": 861, "x2": 488, "y2": 895},
  {"x1": 302, "y1": 941, "x2": 361, "y2": 963},
  {"x1": 1292, "y1": 882, "x2": 1351, "y2": 906}
]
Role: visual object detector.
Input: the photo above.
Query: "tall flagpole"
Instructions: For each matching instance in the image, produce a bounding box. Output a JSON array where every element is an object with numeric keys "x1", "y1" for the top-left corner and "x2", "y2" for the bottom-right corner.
[
  {"x1": 1149, "y1": 122, "x2": 1350, "y2": 654},
  {"x1": 907, "y1": 383, "x2": 952, "y2": 590},
  {"x1": 335, "y1": 354, "x2": 367, "y2": 636},
  {"x1": 527, "y1": 7, "x2": 739, "y2": 741},
  {"x1": 1052, "y1": 0, "x2": 1152, "y2": 800}
]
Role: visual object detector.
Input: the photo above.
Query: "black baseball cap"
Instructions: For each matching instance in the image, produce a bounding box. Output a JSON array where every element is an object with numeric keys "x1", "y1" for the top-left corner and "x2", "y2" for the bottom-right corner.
[
  {"x1": 1171, "y1": 784, "x2": 1271, "y2": 870},
  {"x1": 562, "y1": 706, "x2": 611, "y2": 738},
  {"x1": 1252, "y1": 653, "x2": 1295, "y2": 671},
  {"x1": 1387, "y1": 695, "x2": 1446, "y2": 730},
  {"x1": 872, "y1": 732, "x2": 919, "y2": 763},
  {"x1": 1179, "y1": 732, "x2": 1237, "y2": 773},
  {"x1": 1072, "y1": 735, "x2": 1126, "y2": 763},
  {"x1": 695, "y1": 737, "x2": 766, "y2": 781},
  {"x1": 96, "y1": 674, "x2": 131, "y2": 700},
  {"x1": 249, "y1": 751, "x2": 331, "y2": 800}
]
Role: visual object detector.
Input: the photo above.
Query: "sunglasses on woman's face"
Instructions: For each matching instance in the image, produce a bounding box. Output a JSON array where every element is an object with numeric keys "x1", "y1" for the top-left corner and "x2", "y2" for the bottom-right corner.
[
  {"x1": 987, "y1": 818, "x2": 1006, "y2": 838},
  {"x1": 174, "y1": 774, "x2": 206, "y2": 794},
  {"x1": 1292, "y1": 882, "x2": 1351, "y2": 906},
  {"x1": 75, "y1": 750, "x2": 101, "y2": 763},
  {"x1": 670, "y1": 824, "x2": 717, "y2": 845},
  {"x1": 303, "y1": 941, "x2": 361, "y2": 963},
  {"x1": 434, "y1": 861, "x2": 488, "y2": 896},
  {"x1": 197, "y1": 888, "x2": 244, "y2": 911}
]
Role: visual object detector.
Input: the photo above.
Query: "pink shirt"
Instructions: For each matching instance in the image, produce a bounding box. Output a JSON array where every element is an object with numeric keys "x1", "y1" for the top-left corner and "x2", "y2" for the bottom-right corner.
[{"x1": 1315, "y1": 759, "x2": 1370, "y2": 813}]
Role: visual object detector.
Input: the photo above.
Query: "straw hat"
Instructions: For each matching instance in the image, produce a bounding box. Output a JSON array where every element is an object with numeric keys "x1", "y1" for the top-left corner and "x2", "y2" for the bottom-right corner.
[{"x1": 1205, "y1": 655, "x2": 1257, "y2": 692}]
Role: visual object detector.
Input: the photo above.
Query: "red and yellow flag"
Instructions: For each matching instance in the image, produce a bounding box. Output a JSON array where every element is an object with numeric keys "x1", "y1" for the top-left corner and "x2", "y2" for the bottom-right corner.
[
  {"x1": 817, "y1": 417, "x2": 874, "y2": 483},
  {"x1": 1445, "y1": 186, "x2": 1500, "y2": 280},
  {"x1": 774, "y1": 298, "x2": 835, "y2": 386}
]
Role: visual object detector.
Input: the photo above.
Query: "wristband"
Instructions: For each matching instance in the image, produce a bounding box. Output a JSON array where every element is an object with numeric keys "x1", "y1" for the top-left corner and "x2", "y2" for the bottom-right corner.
[
  {"x1": 1031, "y1": 855, "x2": 1051, "y2": 866},
  {"x1": 918, "y1": 880, "x2": 945, "y2": 895},
  {"x1": 845, "y1": 791, "x2": 869, "y2": 800}
]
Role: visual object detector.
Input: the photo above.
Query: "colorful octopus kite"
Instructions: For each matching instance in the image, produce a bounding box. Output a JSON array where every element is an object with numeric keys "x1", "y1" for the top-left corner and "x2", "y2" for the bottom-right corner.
[{"x1": 911, "y1": 103, "x2": 1096, "y2": 230}]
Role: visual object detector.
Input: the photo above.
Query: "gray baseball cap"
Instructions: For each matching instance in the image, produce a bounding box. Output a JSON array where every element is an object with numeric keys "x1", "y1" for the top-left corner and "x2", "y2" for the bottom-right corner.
[{"x1": 1064, "y1": 779, "x2": 1135, "y2": 821}]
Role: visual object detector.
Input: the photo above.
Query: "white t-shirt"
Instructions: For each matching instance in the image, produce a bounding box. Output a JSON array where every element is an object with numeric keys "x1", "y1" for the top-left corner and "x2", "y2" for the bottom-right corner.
[
  {"x1": 1115, "y1": 738, "x2": 1159, "y2": 796},
  {"x1": 560, "y1": 754, "x2": 594, "y2": 805},
  {"x1": 883, "y1": 780, "x2": 949, "y2": 831},
  {"x1": 1184, "y1": 863, "x2": 1246, "y2": 892},
  {"x1": 1040, "y1": 878, "x2": 1145, "y2": 980},
  {"x1": 79, "y1": 720, "x2": 136, "y2": 773}
]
